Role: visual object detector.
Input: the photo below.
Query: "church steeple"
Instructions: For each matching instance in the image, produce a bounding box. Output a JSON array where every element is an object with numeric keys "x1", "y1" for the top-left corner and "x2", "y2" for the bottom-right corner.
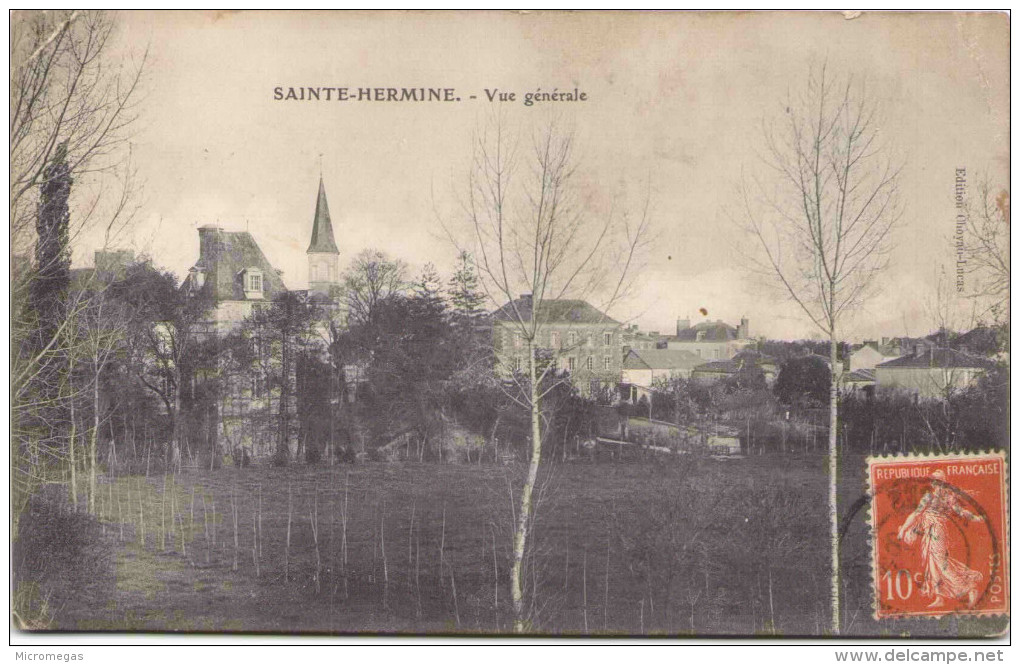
[
  {"x1": 307, "y1": 177, "x2": 340, "y2": 296},
  {"x1": 307, "y1": 177, "x2": 339, "y2": 254}
]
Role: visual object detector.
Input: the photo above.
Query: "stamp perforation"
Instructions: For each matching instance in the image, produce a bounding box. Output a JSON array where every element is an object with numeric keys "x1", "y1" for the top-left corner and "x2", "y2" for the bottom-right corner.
[{"x1": 864, "y1": 449, "x2": 1009, "y2": 622}]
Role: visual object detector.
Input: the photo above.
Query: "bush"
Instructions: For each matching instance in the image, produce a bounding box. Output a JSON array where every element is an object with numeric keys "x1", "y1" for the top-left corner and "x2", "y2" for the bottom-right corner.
[{"x1": 12, "y1": 494, "x2": 112, "y2": 629}]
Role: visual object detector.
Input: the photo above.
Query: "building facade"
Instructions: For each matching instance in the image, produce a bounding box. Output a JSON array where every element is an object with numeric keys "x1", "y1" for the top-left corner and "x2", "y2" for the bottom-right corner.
[
  {"x1": 664, "y1": 317, "x2": 754, "y2": 359},
  {"x1": 620, "y1": 348, "x2": 703, "y2": 402},
  {"x1": 874, "y1": 348, "x2": 995, "y2": 398},
  {"x1": 492, "y1": 295, "x2": 623, "y2": 397}
]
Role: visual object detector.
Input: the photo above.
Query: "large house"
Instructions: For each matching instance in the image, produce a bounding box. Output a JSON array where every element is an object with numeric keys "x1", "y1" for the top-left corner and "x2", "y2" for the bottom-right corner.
[
  {"x1": 182, "y1": 177, "x2": 339, "y2": 333},
  {"x1": 182, "y1": 225, "x2": 290, "y2": 336},
  {"x1": 874, "y1": 347, "x2": 996, "y2": 398},
  {"x1": 180, "y1": 177, "x2": 343, "y2": 461},
  {"x1": 492, "y1": 295, "x2": 623, "y2": 397},
  {"x1": 663, "y1": 317, "x2": 754, "y2": 360}
]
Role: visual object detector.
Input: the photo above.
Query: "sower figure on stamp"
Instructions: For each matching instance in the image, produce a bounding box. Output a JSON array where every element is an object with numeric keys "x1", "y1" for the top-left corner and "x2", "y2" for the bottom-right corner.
[{"x1": 897, "y1": 470, "x2": 986, "y2": 608}]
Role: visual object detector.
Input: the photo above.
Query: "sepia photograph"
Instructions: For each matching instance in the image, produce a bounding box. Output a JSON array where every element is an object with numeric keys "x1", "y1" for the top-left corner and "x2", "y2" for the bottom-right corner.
[{"x1": 8, "y1": 9, "x2": 1010, "y2": 646}]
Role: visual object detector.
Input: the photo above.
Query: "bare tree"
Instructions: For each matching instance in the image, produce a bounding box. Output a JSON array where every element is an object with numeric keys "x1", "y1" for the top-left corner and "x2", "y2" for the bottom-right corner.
[
  {"x1": 443, "y1": 109, "x2": 651, "y2": 632},
  {"x1": 964, "y1": 176, "x2": 1009, "y2": 326},
  {"x1": 341, "y1": 249, "x2": 408, "y2": 328},
  {"x1": 736, "y1": 64, "x2": 902, "y2": 634},
  {"x1": 10, "y1": 10, "x2": 146, "y2": 532},
  {"x1": 10, "y1": 10, "x2": 145, "y2": 260}
]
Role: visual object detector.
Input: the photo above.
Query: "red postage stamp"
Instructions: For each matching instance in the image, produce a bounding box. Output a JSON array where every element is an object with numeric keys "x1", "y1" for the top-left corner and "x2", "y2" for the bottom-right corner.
[{"x1": 867, "y1": 451, "x2": 1009, "y2": 619}]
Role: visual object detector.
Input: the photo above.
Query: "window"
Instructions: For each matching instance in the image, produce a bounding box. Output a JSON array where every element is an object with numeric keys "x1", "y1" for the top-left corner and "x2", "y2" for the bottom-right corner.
[
  {"x1": 514, "y1": 356, "x2": 522, "y2": 371},
  {"x1": 568, "y1": 332, "x2": 577, "y2": 346},
  {"x1": 513, "y1": 332, "x2": 522, "y2": 349},
  {"x1": 586, "y1": 333, "x2": 593, "y2": 347},
  {"x1": 604, "y1": 356, "x2": 611, "y2": 370},
  {"x1": 586, "y1": 356, "x2": 594, "y2": 370},
  {"x1": 568, "y1": 357, "x2": 576, "y2": 371},
  {"x1": 249, "y1": 273, "x2": 262, "y2": 292},
  {"x1": 604, "y1": 332, "x2": 612, "y2": 346},
  {"x1": 550, "y1": 331, "x2": 560, "y2": 348},
  {"x1": 696, "y1": 330, "x2": 706, "y2": 341}
]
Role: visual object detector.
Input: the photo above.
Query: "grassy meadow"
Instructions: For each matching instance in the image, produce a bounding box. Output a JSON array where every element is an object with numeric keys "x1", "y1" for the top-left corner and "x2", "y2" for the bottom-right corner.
[{"x1": 22, "y1": 454, "x2": 1005, "y2": 637}]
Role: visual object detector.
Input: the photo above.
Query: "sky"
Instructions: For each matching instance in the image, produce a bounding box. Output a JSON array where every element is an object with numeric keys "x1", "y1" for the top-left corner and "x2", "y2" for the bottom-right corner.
[{"x1": 78, "y1": 10, "x2": 1009, "y2": 341}]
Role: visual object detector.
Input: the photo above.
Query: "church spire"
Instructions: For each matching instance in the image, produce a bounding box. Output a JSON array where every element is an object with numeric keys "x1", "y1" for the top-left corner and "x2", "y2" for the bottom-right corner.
[{"x1": 307, "y1": 177, "x2": 339, "y2": 254}]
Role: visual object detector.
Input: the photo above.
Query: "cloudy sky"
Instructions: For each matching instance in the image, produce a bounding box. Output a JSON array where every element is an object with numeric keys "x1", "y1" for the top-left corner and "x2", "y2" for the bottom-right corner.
[{"x1": 83, "y1": 10, "x2": 1008, "y2": 341}]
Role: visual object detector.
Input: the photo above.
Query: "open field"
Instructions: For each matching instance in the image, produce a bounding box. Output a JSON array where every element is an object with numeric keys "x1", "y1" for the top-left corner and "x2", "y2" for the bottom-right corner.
[{"x1": 37, "y1": 455, "x2": 1004, "y2": 637}]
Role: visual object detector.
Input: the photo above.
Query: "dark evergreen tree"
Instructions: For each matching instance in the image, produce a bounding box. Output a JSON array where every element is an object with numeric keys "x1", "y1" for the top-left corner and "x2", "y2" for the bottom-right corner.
[
  {"x1": 31, "y1": 141, "x2": 72, "y2": 349},
  {"x1": 447, "y1": 250, "x2": 485, "y2": 318},
  {"x1": 774, "y1": 355, "x2": 831, "y2": 408}
]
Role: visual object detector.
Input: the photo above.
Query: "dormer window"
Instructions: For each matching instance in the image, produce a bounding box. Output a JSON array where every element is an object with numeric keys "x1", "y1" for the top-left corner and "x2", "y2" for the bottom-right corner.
[
  {"x1": 189, "y1": 266, "x2": 206, "y2": 290},
  {"x1": 242, "y1": 267, "x2": 264, "y2": 300}
]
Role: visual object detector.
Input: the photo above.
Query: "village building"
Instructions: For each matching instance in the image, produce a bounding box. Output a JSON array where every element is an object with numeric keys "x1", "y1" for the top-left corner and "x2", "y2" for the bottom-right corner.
[
  {"x1": 953, "y1": 326, "x2": 1007, "y2": 359},
  {"x1": 182, "y1": 225, "x2": 290, "y2": 335},
  {"x1": 690, "y1": 349, "x2": 778, "y2": 385},
  {"x1": 663, "y1": 317, "x2": 754, "y2": 359},
  {"x1": 874, "y1": 347, "x2": 996, "y2": 398},
  {"x1": 491, "y1": 295, "x2": 623, "y2": 397},
  {"x1": 620, "y1": 348, "x2": 702, "y2": 401},
  {"x1": 180, "y1": 177, "x2": 343, "y2": 461},
  {"x1": 842, "y1": 368, "x2": 877, "y2": 392},
  {"x1": 621, "y1": 325, "x2": 667, "y2": 353},
  {"x1": 848, "y1": 340, "x2": 901, "y2": 372}
]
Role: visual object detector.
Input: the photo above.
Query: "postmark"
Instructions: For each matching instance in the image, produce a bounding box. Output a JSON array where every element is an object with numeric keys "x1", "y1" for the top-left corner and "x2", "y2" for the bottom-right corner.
[{"x1": 867, "y1": 451, "x2": 1008, "y2": 619}]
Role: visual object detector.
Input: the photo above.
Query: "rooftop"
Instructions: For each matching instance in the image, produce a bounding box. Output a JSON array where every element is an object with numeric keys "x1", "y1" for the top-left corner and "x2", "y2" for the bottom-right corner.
[
  {"x1": 492, "y1": 297, "x2": 619, "y2": 326},
  {"x1": 184, "y1": 228, "x2": 287, "y2": 301},
  {"x1": 669, "y1": 320, "x2": 738, "y2": 343},
  {"x1": 876, "y1": 347, "x2": 996, "y2": 370},
  {"x1": 622, "y1": 348, "x2": 703, "y2": 371},
  {"x1": 844, "y1": 368, "x2": 877, "y2": 383}
]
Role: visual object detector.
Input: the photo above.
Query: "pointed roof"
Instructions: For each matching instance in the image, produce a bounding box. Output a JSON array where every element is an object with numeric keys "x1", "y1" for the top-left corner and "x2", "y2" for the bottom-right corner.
[{"x1": 307, "y1": 178, "x2": 339, "y2": 254}]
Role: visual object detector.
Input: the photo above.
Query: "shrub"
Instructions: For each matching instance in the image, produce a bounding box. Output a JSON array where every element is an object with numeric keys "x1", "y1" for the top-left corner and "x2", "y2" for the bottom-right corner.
[{"x1": 12, "y1": 494, "x2": 112, "y2": 629}]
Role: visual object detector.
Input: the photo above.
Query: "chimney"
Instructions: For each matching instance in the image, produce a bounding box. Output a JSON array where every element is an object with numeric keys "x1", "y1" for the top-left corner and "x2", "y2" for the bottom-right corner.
[
  {"x1": 739, "y1": 317, "x2": 750, "y2": 339},
  {"x1": 881, "y1": 336, "x2": 890, "y2": 347},
  {"x1": 94, "y1": 249, "x2": 134, "y2": 276},
  {"x1": 520, "y1": 293, "x2": 533, "y2": 307},
  {"x1": 676, "y1": 318, "x2": 690, "y2": 335},
  {"x1": 198, "y1": 225, "x2": 223, "y2": 262}
]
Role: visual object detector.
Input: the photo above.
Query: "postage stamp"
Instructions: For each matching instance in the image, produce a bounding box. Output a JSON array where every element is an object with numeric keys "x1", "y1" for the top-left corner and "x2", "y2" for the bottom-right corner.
[{"x1": 867, "y1": 451, "x2": 1009, "y2": 619}]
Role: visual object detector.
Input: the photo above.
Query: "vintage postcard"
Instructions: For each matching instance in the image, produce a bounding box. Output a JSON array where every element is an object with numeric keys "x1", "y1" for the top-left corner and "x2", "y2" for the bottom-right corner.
[{"x1": 9, "y1": 9, "x2": 1010, "y2": 643}]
